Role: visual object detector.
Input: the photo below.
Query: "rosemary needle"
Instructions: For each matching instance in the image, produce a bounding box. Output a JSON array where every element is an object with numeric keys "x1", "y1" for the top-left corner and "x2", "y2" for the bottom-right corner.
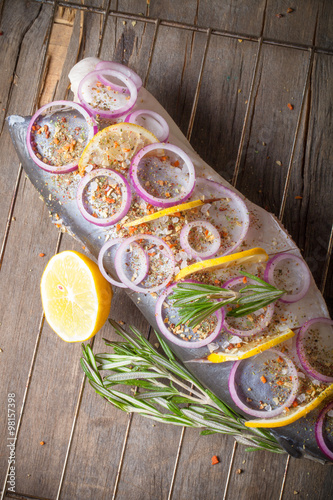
[
  {"x1": 170, "y1": 271, "x2": 286, "y2": 328},
  {"x1": 81, "y1": 319, "x2": 285, "y2": 454}
]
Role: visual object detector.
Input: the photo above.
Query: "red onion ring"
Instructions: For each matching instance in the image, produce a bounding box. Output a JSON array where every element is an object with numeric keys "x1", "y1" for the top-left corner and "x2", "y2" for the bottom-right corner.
[
  {"x1": 222, "y1": 276, "x2": 275, "y2": 337},
  {"x1": 228, "y1": 349, "x2": 299, "y2": 418},
  {"x1": 315, "y1": 401, "x2": 333, "y2": 461},
  {"x1": 125, "y1": 110, "x2": 169, "y2": 142},
  {"x1": 95, "y1": 60, "x2": 142, "y2": 93},
  {"x1": 130, "y1": 143, "x2": 196, "y2": 207},
  {"x1": 98, "y1": 237, "x2": 148, "y2": 288},
  {"x1": 192, "y1": 178, "x2": 249, "y2": 256},
  {"x1": 155, "y1": 281, "x2": 224, "y2": 348},
  {"x1": 179, "y1": 221, "x2": 221, "y2": 260},
  {"x1": 78, "y1": 69, "x2": 137, "y2": 119},
  {"x1": 296, "y1": 317, "x2": 333, "y2": 383},
  {"x1": 115, "y1": 235, "x2": 175, "y2": 293},
  {"x1": 77, "y1": 168, "x2": 132, "y2": 226},
  {"x1": 26, "y1": 100, "x2": 97, "y2": 173},
  {"x1": 264, "y1": 253, "x2": 310, "y2": 303}
]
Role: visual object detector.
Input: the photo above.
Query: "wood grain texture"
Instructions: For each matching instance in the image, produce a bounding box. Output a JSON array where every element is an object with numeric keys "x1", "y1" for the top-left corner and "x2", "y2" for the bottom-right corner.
[
  {"x1": 189, "y1": 34, "x2": 258, "y2": 183},
  {"x1": 0, "y1": 1, "x2": 53, "y2": 241},
  {"x1": 282, "y1": 53, "x2": 333, "y2": 313},
  {"x1": 281, "y1": 457, "x2": 333, "y2": 500},
  {"x1": 169, "y1": 428, "x2": 236, "y2": 500},
  {"x1": 0, "y1": 0, "x2": 41, "y2": 131},
  {"x1": 234, "y1": 44, "x2": 309, "y2": 215}
]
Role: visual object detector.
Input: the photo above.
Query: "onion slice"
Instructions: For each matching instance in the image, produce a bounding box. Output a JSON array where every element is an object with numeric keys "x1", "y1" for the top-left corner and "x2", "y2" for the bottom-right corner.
[
  {"x1": 125, "y1": 109, "x2": 169, "y2": 142},
  {"x1": 296, "y1": 317, "x2": 333, "y2": 383},
  {"x1": 27, "y1": 100, "x2": 97, "y2": 173},
  {"x1": 95, "y1": 60, "x2": 142, "y2": 93},
  {"x1": 115, "y1": 235, "x2": 175, "y2": 293},
  {"x1": 77, "y1": 168, "x2": 132, "y2": 226},
  {"x1": 98, "y1": 237, "x2": 148, "y2": 288},
  {"x1": 78, "y1": 69, "x2": 137, "y2": 119},
  {"x1": 180, "y1": 221, "x2": 221, "y2": 260},
  {"x1": 155, "y1": 281, "x2": 224, "y2": 348},
  {"x1": 130, "y1": 143, "x2": 196, "y2": 207},
  {"x1": 228, "y1": 349, "x2": 299, "y2": 418},
  {"x1": 191, "y1": 178, "x2": 249, "y2": 256},
  {"x1": 264, "y1": 253, "x2": 310, "y2": 303},
  {"x1": 222, "y1": 276, "x2": 275, "y2": 337},
  {"x1": 315, "y1": 401, "x2": 333, "y2": 461}
]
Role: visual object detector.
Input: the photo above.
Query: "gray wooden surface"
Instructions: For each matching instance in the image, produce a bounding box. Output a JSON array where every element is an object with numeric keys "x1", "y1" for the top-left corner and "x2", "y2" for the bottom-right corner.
[{"x1": 0, "y1": 1, "x2": 332, "y2": 499}]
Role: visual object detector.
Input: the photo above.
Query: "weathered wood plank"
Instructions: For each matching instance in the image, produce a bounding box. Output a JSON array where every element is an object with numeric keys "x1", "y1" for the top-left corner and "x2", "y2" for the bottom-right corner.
[
  {"x1": 263, "y1": 1, "x2": 319, "y2": 46},
  {"x1": 234, "y1": 44, "x2": 310, "y2": 215},
  {"x1": 0, "y1": 2, "x2": 53, "y2": 243},
  {"x1": 0, "y1": 0, "x2": 41, "y2": 131},
  {"x1": 281, "y1": 457, "x2": 333, "y2": 500},
  {"x1": 144, "y1": 24, "x2": 207, "y2": 136},
  {"x1": 196, "y1": 0, "x2": 266, "y2": 37},
  {"x1": 316, "y1": 0, "x2": 333, "y2": 50},
  {"x1": 0, "y1": 1, "x2": 55, "y2": 482},
  {"x1": 282, "y1": 53, "x2": 333, "y2": 313},
  {"x1": 225, "y1": 449, "x2": 286, "y2": 500},
  {"x1": 189, "y1": 34, "x2": 258, "y2": 183},
  {"x1": 170, "y1": 429, "x2": 236, "y2": 500}
]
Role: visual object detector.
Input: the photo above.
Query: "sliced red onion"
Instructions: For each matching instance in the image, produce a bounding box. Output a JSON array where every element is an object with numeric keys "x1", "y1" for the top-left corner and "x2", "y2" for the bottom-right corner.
[
  {"x1": 125, "y1": 110, "x2": 169, "y2": 142},
  {"x1": 191, "y1": 178, "x2": 249, "y2": 256},
  {"x1": 155, "y1": 281, "x2": 224, "y2": 348},
  {"x1": 26, "y1": 100, "x2": 97, "y2": 173},
  {"x1": 95, "y1": 60, "x2": 142, "y2": 93},
  {"x1": 98, "y1": 238, "x2": 148, "y2": 288},
  {"x1": 264, "y1": 253, "x2": 310, "y2": 303},
  {"x1": 222, "y1": 276, "x2": 275, "y2": 337},
  {"x1": 315, "y1": 401, "x2": 333, "y2": 461},
  {"x1": 296, "y1": 318, "x2": 333, "y2": 383},
  {"x1": 228, "y1": 348, "x2": 299, "y2": 418},
  {"x1": 78, "y1": 69, "x2": 137, "y2": 119},
  {"x1": 130, "y1": 143, "x2": 196, "y2": 207},
  {"x1": 115, "y1": 235, "x2": 175, "y2": 293},
  {"x1": 77, "y1": 168, "x2": 131, "y2": 226},
  {"x1": 180, "y1": 221, "x2": 221, "y2": 260}
]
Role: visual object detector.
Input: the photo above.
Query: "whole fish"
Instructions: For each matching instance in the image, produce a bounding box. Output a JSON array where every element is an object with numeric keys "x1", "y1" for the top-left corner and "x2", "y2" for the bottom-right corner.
[{"x1": 7, "y1": 58, "x2": 332, "y2": 462}]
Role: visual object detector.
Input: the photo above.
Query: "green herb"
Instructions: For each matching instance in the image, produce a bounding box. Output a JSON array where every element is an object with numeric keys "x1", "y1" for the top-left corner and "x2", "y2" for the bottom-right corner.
[
  {"x1": 170, "y1": 271, "x2": 285, "y2": 328},
  {"x1": 81, "y1": 319, "x2": 284, "y2": 454}
]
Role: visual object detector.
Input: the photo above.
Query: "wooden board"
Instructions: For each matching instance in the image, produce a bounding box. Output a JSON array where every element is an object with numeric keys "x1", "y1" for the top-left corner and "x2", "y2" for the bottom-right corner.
[{"x1": 1, "y1": 1, "x2": 333, "y2": 499}]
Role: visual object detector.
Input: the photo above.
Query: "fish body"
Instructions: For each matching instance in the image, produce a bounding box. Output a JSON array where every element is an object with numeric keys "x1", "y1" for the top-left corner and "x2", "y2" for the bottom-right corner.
[{"x1": 7, "y1": 61, "x2": 331, "y2": 462}]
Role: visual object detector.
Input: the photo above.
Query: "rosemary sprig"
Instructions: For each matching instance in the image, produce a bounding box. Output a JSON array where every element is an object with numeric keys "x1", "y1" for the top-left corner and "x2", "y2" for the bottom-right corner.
[
  {"x1": 80, "y1": 319, "x2": 285, "y2": 454},
  {"x1": 170, "y1": 271, "x2": 285, "y2": 328}
]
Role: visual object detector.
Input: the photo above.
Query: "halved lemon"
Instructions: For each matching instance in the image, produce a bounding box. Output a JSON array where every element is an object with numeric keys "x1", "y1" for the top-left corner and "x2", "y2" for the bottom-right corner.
[
  {"x1": 41, "y1": 251, "x2": 112, "y2": 342},
  {"x1": 78, "y1": 122, "x2": 158, "y2": 176},
  {"x1": 175, "y1": 247, "x2": 268, "y2": 281},
  {"x1": 207, "y1": 328, "x2": 295, "y2": 363},
  {"x1": 123, "y1": 198, "x2": 207, "y2": 228},
  {"x1": 245, "y1": 383, "x2": 333, "y2": 428}
]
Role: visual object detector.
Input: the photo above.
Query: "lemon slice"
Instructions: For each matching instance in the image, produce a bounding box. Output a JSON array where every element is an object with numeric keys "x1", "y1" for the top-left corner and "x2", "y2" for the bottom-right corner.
[
  {"x1": 123, "y1": 198, "x2": 208, "y2": 228},
  {"x1": 78, "y1": 122, "x2": 158, "y2": 176},
  {"x1": 175, "y1": 247, "x2": 268, "y2": 281},
  {"x1": 207, "y1": 328, "x2": 295, "y2": 363},
  {"x1": 41, "y1": 251, "x2": 112, "y2": 342},
  {"x1": 245, "y1": 383, "x2": 333, "y2": 428}
]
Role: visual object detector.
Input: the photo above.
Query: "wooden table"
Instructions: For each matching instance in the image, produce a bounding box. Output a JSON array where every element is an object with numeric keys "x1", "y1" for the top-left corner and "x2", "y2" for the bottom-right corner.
[{"x1": 1, "y1": 1, "x2": 332, "y2": 499}]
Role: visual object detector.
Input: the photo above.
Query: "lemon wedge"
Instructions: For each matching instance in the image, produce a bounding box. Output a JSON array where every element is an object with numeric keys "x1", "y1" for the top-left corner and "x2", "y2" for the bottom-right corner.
[
  {"x1": 245, "y1": 383, "x2": 333, "y2": 428},
  {"x1": 207, "y1": 328, "x2": 295, "y2": 363},
  {"x1": 41, "y1": 251, "x2": 112, "y2": 342},
  {"x1": 123, "y1": 199, "x2": 209, "y2": 227},
  {"x1": 78, "y1": 122, "x2": 158, "y2": 176},
  {"x1": 175, "y1": 247, "x2": 268, "y2": 281}
]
